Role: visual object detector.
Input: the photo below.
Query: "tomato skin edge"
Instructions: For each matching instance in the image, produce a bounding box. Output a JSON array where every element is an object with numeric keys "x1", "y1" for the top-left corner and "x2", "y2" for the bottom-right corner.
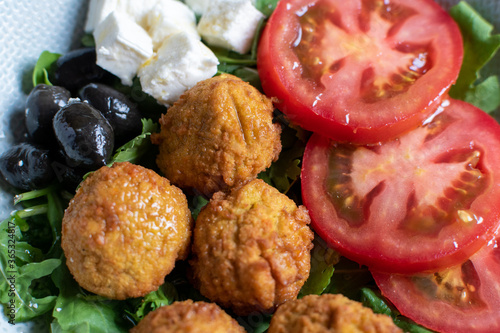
[
  {"x1": 300, "y1": 99, "x2": 500, "y2": 274},
  {"x1": 257, "y1": 0, "x2": 463, "y2": 145}
]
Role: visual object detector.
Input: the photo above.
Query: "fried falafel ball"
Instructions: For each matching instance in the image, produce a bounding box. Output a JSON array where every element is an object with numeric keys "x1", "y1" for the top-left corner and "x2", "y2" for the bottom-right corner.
[
  {"x1": 268, "y1": 294, "x2": 403, "y2": 333},
  {"x1": 61, "y1": 162, "x2": 193, "y2": 300},
  {"x1": 130, "y1": 300, "x2": 246, "y2": 333},
  {"x1": 190, "y1": 179, "x2": 314, "y2": 315},
  {"x1": 151, "y1": 74, "x2": 282, "y2": 197}
]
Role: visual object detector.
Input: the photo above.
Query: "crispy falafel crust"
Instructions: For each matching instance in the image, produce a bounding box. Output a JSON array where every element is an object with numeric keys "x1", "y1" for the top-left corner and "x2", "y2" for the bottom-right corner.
[
  {"x1": 61, "y1": 162, "x2": 193, "y2": 300},
  {"x1": 268, "y1": 294, "x2": 403, "y2": 333},
  {"x1": 130, "y1": 300, "x2": 246, "y2": 333},
  {"x1": 151, "y1": 74, "x2": 282, "y2": 197},
  {"x1": 190, "y1": 179, "x2": 314, "y2": 315}
]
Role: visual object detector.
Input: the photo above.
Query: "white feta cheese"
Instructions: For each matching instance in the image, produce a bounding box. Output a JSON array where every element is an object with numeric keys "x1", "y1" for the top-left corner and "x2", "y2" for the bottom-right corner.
[
  {"x1": 84, "y1": 0, "x2": 158, "y2": 32},
  {"x1": 94, "y1": 12, "x2": 154, "y2": 86},
  {"x1": 197, "y1": 0, "x2": 264, "y2": 54},
  {"x1": 146, "y1": 0, "x2": 199, "y2": 50},
  {"x1": 138, "y1": 32, "x2": 219, "y2": 106},
  {"x1": 84, "y1": 0, "x2": 118, "y2": 33},
  {"x1": 184, "y1": 0, "x2": 209, "y2": 15}
]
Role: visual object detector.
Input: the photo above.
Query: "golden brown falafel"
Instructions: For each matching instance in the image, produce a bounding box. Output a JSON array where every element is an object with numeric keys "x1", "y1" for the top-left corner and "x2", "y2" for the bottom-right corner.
[
  {"x1": 130, "y1": 300, "x2": 246, "y2": 333},
  {"x1": 61, "y1": 162, "x2": 193, "y2": 300},
  {"x1": 189, "y1": 179, "x2": 314, "y2": 315},
  {"x1": 151, "y1": 74, "x2": 282, "y2": 197},
  {"x1": 268, "y1": 294, "x2": 403, "y2": 333}
]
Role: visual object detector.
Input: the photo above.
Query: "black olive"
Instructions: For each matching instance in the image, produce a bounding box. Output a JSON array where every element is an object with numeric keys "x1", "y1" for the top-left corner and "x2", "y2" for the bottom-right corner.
[
  {"x1": 50, "y1": 159, "x2": 90, "y2": 193},
  {"x1": 53, "y1": 101, "x2": 114, "y2": 170},
  {"x1": 79, "y1": 83, "x2": 142, "y2": 144},
  {"x1": 0, "y1": 143, "x2": 55, "y2": 191},
  {"x1": 25, "y1": 84, "x2": 71, "y2": 144},
  {"x1": 54, "y1": 48, "x2": 114, "y2": 93}
]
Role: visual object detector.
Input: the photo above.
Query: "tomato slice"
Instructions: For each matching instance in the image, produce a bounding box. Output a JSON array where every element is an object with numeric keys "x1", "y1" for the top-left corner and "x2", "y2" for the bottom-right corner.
[
  {"x1": 372, "y1": 234, "x2": 500, "y2": 333},
  {"x1": 257, "y1": 0, "x2": 463, "y2": 144},
  {"x1": 301, "y1": 99, "x2": 500, "y2": 273}
]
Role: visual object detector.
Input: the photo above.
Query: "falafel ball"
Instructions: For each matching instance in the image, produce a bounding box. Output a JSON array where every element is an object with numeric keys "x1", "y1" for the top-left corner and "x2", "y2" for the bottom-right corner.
[
  {"x1": 268, "y1": 294, "x2": 403, "y2": 333},
  {"x1": 151, "y1": 74, "x2": 282, "y2": 197},
  {"x1": 190, "y1": 179, "x2": 314, "y2": 315},
  {"x1": 130, "y1": 300, "x2": 246, "y2": 333},
  {"x1": 61, "y1": 162, "x2": 193, "y2": 300}
]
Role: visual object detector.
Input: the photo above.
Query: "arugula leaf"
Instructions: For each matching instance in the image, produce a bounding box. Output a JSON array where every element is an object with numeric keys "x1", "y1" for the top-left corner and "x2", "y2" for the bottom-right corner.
[
  {"x1": 81, "y1": 33, "x2": 95, "y2": 48},
  {"x1": 0, "y1": 216, "x2": 61, "y2": 321},
  {"x1": 361, "y1": 288, "x2": 434, "y2": 333},
  {"x1": 259, "y1": 124, "x2": 308, "y2": 194},
  {"x1": 299, "y1": 235, "x2": 340, "y2": 297},
  {"x1": 189, "y1": 195, "x2": 209, "y2": 221},
  {"x1": 323, "y1": 257, "x2": 373, "y2": 301},
  {"x1": 110, "y1": 119, "x2": 159, "y2": 164},
  {"x1": 449, "y1": 1, "x2": 500, "y2": 112},
  {"x1": 32, "y1": 51, "x2": 61, "y2": 87},
  {"x1": 255, "y1": 0, "x2": 280, "y2": 17},
  {"x1": 127, "y1": 282, "x2": 177, "y2": 323},
  {"x1": 51, "y1": 263, "x2": 129, "y2": 333}
]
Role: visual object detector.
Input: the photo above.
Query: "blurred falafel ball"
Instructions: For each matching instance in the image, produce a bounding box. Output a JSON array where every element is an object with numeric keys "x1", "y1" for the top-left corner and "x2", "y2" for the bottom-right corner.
[
  {"x1": 151, "y1": 74, "x2": 282, "y2": 198},
  {"x1": 130, "y1": 300, "x2": 246, "y2": 333},
  {"x1": 61, "y1": 162, "x2": 193, "y2": 300},
  {"x1": 189, "y1": 179, "x2": 314, "y2": 315},
  {"x1": 268, "y1": 294, "x2": 403, "y2": 333}
]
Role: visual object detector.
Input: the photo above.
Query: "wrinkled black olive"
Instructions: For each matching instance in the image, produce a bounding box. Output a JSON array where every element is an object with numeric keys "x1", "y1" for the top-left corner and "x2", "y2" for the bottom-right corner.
[
  {"x1": 25, "y1": 84, "x2": 71, "y2": 144},
  {"x1": 0, "y1": 143, "x2": 55, "y2": 191},
  {"x1": 79, "y1": 83, "x2": 142, "y2": 144},
  {"x1": 50, "y1": 158, "x2": 89, "y2": 193},
  {"x1": 53, "y1": 101, "x2": 114, "y2": 170},
  {"x1": 54, "y1": 48, "x2": 114, "y2": 92}
]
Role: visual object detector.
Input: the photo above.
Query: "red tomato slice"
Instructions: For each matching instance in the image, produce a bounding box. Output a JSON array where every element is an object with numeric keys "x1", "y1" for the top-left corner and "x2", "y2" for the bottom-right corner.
[
  {"x1": 372, "y1": 234, "x2": 500, "y2": 333},
  {"x1": 257, "y1": 0, "x2": 463, "y2": 144},
  {"x1": 301, "y1": 99, "x2": 500, "y2": 273}
]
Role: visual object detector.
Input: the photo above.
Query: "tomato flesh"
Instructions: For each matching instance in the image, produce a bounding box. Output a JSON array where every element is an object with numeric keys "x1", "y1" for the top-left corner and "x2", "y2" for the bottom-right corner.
[
  {"x1": 372, "y1": 235, "x2": 500, "y2": 333},
  {"x1": 301, "y1": 100, "x2": 500, "y2": 273},
  {"x1": 257, "y1": 0, "x2": 463, "y2": 144}
]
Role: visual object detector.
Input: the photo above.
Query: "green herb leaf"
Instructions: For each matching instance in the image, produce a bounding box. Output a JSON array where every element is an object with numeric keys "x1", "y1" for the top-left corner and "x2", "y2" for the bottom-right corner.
[
  {"x1": 189, "y1": 195, "x2": 209, "y2": 221},
  {"x1": 32, "y1": 51, "x2": 61, "y2": 87},
  {"x1": 299, "y1": 236, "x2": 340, "y2": 297},
  {"x1": 128, "y1": 282, "x2": 177, "y2": 323},
  {"x1": 449, "y1": 1, "x2": 500, "y2": 112},
  {"x1": 110, "y1": 119, "x2": 159, "y2": 164},
  {"x1": 81, "y1": 33, "x2": 95, "y2": 48},
  {"x1": 255, "y1": 0, "x2": 280, "y2": 17},
  {"x1": 259, "y1": 124, "x2": 308, "y2": 194},
  {"x1": 463, "y1": 75, "x2": 500, "y2": 113},
  {"x1": 361, "y1": 288, "x2": 434, "y2": 333},
  {"x1": 0, "y1": 216, "x2": 61, "y2": 321},
  {"x1": 51, "y1": 263, "x2": 128, "y2": 333}
]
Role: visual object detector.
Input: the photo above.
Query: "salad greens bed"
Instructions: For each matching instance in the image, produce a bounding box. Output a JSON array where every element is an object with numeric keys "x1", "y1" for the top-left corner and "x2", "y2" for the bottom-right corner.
[{"x1": 1, "y1": 1, "x2": 500, "y2": 332}]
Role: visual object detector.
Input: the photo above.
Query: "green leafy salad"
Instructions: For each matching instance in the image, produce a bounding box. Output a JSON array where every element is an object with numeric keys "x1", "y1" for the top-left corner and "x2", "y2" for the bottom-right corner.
[{"x1": 1, "y1": 0, "x2": 500, "y2": 332}]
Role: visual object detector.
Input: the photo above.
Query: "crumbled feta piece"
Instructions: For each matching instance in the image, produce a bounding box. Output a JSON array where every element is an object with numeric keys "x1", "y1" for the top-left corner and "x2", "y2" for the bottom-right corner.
[
  {"x1": 84, "y1": 0, "x2": 118, "y2": 33},
  {"x1": 146, "y1": 0, "x2": 199, "y2": 50},
  {"x1": 84, "y1": 0, "x2": 158, "y2": 32},
  {"x1": 94, "y1": 12, "x2": 154, "y2": 86},
  {"x1": 197, "y1": 0, "x2": 264, "y2": 54},
  {"x1": 138, "y1": 32, "x2": 219, "y2": 106},
  {"x1": 184, "y1": 0, "x2": 209, "y2": 15}
]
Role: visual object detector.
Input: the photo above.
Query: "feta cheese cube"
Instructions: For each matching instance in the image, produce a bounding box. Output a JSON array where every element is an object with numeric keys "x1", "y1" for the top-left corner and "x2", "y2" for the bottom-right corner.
[
  {"x1": 94, "y1": 12, "x2": 154, "y2": 86},
  {"x1": 84, "y1": 0, "x2": 158, "y2": 32},
  {"x1": 184, "y1": 0, "x2": 209, "y2": 15},
  {"x1": 84, "y1": 0, "x2": 118, "y2": 33},
  {"x1": 197, "y1": 0, "x2": 264, "y2": 54},
  {"x1": 146, "y1": 0, "x2": 199, "y2": 50},
  {"x1": 138, "y1": 32, "x2": 219, "y2": 105}
]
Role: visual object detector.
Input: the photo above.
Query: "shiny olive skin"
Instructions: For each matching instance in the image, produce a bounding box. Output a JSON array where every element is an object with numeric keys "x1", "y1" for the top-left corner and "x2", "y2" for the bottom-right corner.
[
  {"x1": 53, "y1": 101, "x2": 114, "y2": 170},
  {"x1": 0, "y1": 143, "x2": 55, "y2": 191},
  {"x1": 79, "y1": 83, "x2": 142, "y2": 144},
  {"x1": 54, "y1": 48, "x2": 113, "y2": 92},
  {"x1": 25, "y1": 84, "x2": 71, "y2": 144}
]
